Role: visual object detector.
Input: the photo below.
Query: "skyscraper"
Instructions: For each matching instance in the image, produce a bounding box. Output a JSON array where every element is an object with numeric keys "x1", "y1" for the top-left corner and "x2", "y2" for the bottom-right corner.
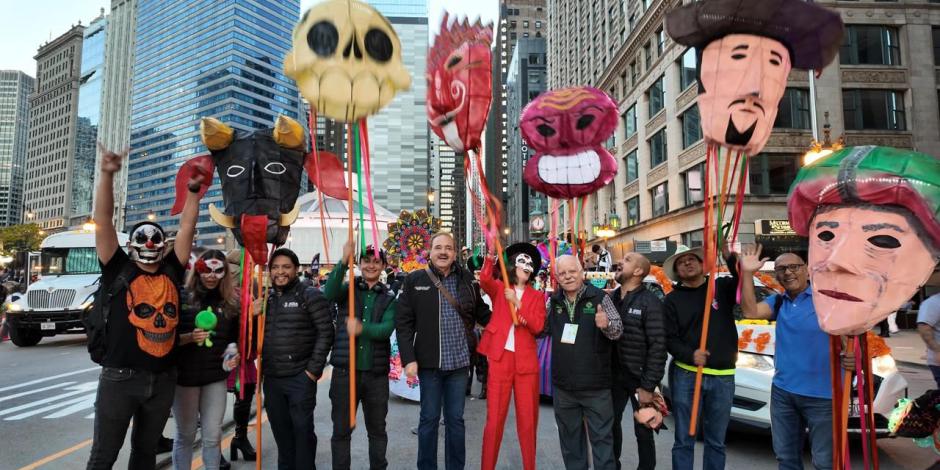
[
  {"x1": 125, "y1": 0, "x2": 301, "y2": 244},
  {"x1": 97, "y1": 0, "x2": 138, "y2": 232},
  {"x1": 0, "y1": 71, "x2": 34, "y2": 227},
  {"x1": 23, "y1": 24, "x2": 85, "y2": 231},
  {"x1": 432, "y1": 134, "x2": 465, "y2": 245},
  {"x1": 362, "y1": 0, "x2": 430, "y2": 214},
  {"x1": 72, "y1": 12, "x2": 108, "y2": 225}
]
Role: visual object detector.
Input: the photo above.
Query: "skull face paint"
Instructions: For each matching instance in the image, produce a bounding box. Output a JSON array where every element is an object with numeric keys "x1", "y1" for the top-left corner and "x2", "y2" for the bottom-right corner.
[
  {"x1": 285, "y1": 0, "x2": 411, "y2": 122},
  {"x1": 698, "y1": 34, "x2": 791, "y2": 155},
  {"x1": 427, "y1": 14, "x2": 493, "y2": 152},
  {"x1": 196, "y1": 258, "x2": 226, "y2": 281},
  {"x1": 126, "y1": 274, "x2": 179, "y2": 358},
  {"x1": 520, "y1": 87, "x2": 619, "y2": 199},
  {"x1": 515, "y1": 253, "x2": 534, "y2": 273},
  {"x1": 807, "y1": 206, "x2": 937, "y2": 336},
  {"x1": 129, "y1": 222, "x2": 167, "y2": 265}
]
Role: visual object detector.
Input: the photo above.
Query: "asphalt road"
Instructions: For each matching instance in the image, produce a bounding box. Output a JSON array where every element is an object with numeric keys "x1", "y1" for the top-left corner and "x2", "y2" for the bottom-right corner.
[{"x1": 2, "y1": 334, "x2": 939, "y2": 469}]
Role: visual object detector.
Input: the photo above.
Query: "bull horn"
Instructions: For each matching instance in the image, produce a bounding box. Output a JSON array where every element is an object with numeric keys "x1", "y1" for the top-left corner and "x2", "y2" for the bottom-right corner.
[
  {"x1": 279, "y1": 202, "x2": 301, "y2": 226},
  {"x1": 208, "y1": 203, "x2": 236, "y2": 228},
  {"x1": 200, "y1": 117, "x2": 234, "y2": 151},
  {"x1": 273, "y1": 115, "x2": 305, "y2": 150}
]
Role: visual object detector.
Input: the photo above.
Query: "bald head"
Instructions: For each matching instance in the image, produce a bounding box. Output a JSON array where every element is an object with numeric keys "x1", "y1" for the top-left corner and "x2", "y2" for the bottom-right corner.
[{"x1": 555, "y1": 255, "x2": 584, "y2": 294}]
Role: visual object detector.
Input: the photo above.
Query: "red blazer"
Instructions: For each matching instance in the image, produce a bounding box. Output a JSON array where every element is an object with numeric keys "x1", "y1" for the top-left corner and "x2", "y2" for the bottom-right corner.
[{"x1": 476, "y1": 257, "x2": 546, "y2": 373}]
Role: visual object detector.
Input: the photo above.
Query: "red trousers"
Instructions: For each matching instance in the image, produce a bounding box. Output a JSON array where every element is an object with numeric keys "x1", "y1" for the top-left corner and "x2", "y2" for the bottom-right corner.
[{"x1": 480, "y1": 350, "x2": 540, "y2": 470}]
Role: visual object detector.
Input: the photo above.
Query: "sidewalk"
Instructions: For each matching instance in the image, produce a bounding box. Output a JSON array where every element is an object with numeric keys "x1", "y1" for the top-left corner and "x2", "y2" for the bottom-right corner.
[{"x1": 883, "y1": 329, "x2": 928, "y2": 368}]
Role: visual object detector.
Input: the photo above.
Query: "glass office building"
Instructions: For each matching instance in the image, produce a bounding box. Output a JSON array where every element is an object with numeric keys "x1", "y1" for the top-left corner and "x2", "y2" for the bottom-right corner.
[
  {"x1": 71, "y1": 15, "x2": 107, "y2": 223},
  {"x1": 126, "y1": 0, "x2": 301, "y2": 243},
  {"x1": 0, "y1": 71, "x2": 34, "y2": 227}
]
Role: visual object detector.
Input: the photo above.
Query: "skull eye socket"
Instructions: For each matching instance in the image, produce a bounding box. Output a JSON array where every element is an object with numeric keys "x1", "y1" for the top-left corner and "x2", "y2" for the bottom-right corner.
[
  {"x1": 164, "y1": 303, "x2": 177, "y2": 318},
  {"x1": 134, "y1": 303, "x2": 156, "y2": 319},
  {"x1": 150, "y1": 231, "x2": 164, "y2": 245},
  {"x1": 536, "y1": 124, "x2": 556, "y2": 137},
  {"x1": 134, "y1": 231, "x2": 149, "y2": 244},
  {"x1": 226, "y1": 165, "x2": 246, "y2": 177},
  {"x1": 364, "y1": 28, "x2": 393, "y2": 62},
  {"x1": 576, "y1": 114, "x2": 596, "y2": 130},
  {"x1": 264, "y1": 162, "x2": 287, "y2": 175},
  {"x1": 307, "y1": 21, "x2": 338, "y2": 57},
  {"x1": 817, "y1": 230, "x2": 835, "y2": 242}
]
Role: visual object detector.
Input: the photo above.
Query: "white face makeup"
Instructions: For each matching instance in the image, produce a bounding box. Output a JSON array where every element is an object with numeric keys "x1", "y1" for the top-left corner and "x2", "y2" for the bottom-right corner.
[
  {"x1": 515, "y1": 253, "x2": 534, "y2": 273},
  {"x1": 199, "y1": 258, "x2": 226, "y2": 281}
]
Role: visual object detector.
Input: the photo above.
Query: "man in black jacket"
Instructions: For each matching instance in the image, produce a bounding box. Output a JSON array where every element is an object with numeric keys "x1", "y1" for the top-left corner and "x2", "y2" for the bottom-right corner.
[
  {"x1": 324, "y1": 240, "x2": 396, "y2": 470},
  {"x1": 611, "y1": 252, "x2": 666, "y2": 470},
  {"x1": 663, "y1": 245, "x2": 738, "y2": 470},
  {"x1": 260, "y1": 248, "x2": 334, "y2": 470},
  {"x1": 546, "y1": 255, "x2": 623, "y2": 470},
  {"x1": 395, "y1": 232, "x2": 490, "y2": 470}
]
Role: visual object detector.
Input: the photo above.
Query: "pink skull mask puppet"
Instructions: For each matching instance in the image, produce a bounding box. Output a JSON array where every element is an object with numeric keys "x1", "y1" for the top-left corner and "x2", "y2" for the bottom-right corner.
[{"x1": 520, "y1": 87, "x2": 619, "y2": 199}]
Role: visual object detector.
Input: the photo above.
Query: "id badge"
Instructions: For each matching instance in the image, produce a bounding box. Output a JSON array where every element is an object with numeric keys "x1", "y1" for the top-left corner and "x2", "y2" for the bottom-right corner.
[{"x1": 561, "y1": 323, "x2": 579, "y2": 344}]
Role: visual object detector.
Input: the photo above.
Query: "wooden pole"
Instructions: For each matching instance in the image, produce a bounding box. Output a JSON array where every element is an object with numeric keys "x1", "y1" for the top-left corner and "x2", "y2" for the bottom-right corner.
[{"x1": 346, "y1": 123, "x2": 357, "y2": 429}]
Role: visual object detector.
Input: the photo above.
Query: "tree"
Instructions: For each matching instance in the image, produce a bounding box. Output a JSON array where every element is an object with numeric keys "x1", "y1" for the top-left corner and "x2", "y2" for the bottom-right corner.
[{"x1": 0, "y1": 224, "x2": 45, "y2": 256}]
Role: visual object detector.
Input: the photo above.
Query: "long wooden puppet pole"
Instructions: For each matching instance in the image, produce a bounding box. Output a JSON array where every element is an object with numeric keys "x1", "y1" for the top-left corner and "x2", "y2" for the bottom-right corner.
[{"x1": 345, "y1": 123, "x2": 357, "y2": 428}]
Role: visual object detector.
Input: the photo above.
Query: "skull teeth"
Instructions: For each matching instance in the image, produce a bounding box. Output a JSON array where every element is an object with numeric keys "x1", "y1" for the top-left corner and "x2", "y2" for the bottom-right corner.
[
  {"x1": 537, "y1": 150, "x2": 602, "y2": 185},
  {"x1": 140, "y1": 329, "x2": 174, "y2": 343}
]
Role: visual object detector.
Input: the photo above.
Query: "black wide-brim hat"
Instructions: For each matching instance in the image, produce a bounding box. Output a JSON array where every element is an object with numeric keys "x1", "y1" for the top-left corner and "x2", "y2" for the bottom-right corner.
[
  {"x1": 665, "y1": 0, "x2": 844, "y2": 71},
  {"x1": 505, "y1": 242, "x2": 542, "y2": 275},
  {"x1": 466, "y1": 254, "x2": 485, "y2": 273}
]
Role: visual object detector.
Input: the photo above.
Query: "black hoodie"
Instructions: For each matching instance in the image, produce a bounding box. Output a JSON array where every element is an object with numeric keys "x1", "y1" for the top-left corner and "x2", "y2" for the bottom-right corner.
[{"x1": 663, "y1": 254, "x2": 739, "y2": 371}]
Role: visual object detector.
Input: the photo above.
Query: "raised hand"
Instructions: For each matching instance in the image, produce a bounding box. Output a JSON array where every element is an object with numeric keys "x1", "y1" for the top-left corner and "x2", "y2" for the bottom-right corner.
[
  {"x1": 739, "y1": 243, "x2": 769, "y2": 273},
  {"x1": 97, "y1": 142, "x2": 127, "y2": 175},
  {"x1": 343, "y1": 239, "x2": 355, "y2": 265}
]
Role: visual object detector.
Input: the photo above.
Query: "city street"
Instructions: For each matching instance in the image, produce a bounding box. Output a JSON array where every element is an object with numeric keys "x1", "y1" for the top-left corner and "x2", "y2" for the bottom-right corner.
[{"x1": 2, "y1": 334, "x2": 939, "y2": 469}]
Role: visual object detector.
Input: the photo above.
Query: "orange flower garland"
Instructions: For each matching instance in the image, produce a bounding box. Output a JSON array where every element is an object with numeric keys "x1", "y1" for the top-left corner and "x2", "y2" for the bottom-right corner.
[{"x1": 649, "y1": 265, "x2": 674, "y2": 294}]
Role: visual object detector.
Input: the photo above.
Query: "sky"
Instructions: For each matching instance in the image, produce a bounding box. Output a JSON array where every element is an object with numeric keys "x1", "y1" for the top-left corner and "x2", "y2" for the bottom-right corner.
[{"x1": 0, "y1": 0, "x2": 498, "y2": 77}]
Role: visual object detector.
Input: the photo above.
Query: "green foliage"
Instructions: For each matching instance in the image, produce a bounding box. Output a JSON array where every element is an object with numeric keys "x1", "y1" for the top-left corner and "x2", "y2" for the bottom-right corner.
[{"x1": 0, "y1": 224, "x2": 46, "y2": 255}]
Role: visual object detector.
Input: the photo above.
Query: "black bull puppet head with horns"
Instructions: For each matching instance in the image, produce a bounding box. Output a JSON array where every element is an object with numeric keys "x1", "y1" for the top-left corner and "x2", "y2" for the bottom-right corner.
[{"x1": 172, "y1": 115, "x2": 317, "y2": 264}]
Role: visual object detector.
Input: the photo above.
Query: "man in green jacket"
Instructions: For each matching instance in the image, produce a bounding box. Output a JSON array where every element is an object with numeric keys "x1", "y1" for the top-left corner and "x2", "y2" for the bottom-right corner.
[{"x1": 324, "y1": 240, "x2": 396, "y2": 470}]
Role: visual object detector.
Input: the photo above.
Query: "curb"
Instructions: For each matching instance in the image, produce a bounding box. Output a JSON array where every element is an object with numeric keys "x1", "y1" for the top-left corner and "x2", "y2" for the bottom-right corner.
[{"x1": 896, "y1": 359, "x2": 928, "y2": 370}]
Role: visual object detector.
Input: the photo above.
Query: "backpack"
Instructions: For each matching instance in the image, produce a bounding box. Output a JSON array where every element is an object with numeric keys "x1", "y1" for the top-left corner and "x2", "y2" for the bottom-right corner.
[{"x1": 83, "y1": 262, "x2": 137, "y2": 364}]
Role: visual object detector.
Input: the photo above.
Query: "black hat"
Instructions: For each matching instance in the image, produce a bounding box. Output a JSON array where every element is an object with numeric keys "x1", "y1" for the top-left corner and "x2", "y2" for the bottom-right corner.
[
  {"x1": 505, "y1": 242, "x2": 542, "y2": 275},
  {"x1": 466, "y1": 254, "x2": 484, "y2": 273},
  {"x1": 665, "y1": 0, "x2": 843, "y2": 71}
]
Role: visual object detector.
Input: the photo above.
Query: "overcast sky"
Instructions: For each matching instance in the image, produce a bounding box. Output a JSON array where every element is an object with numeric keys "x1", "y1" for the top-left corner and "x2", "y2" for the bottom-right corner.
[{"x1": 0, "y1": 0, "x2": 498, "y2": 77}]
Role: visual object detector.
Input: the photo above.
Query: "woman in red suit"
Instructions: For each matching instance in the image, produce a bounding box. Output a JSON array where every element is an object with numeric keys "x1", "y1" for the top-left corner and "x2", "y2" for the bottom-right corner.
[{"x1": 478, "y1": 242, "x2": 547, "y2": 470}]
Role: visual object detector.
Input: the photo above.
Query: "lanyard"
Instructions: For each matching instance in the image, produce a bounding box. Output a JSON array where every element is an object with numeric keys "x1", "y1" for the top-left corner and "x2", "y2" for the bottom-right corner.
[{"x1": 563, "y1": 293, "x2": 581, "y2": 323}]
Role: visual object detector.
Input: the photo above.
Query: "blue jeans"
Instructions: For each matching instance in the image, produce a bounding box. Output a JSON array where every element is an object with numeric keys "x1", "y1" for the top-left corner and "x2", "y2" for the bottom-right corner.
[
  {"x1": 771, "y1": 384, "x2": 833, "y2": 470},
  {"x1": 670, "y1": 365, "x2": 734, "y2": 470},
  {"x1": 929, "y1": 366, "x2": 940, "y2": 389},
  {"x1": 172, "y1": 380, "x2": 228, "y2": 470},
  {"x1": 417, "y1": 367, "x2": 469, "y2": 470}
]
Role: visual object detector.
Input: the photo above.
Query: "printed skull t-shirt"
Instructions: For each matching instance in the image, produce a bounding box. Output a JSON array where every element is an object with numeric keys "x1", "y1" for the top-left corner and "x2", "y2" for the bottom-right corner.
[{"x1": 98, "y1": 247, "x2": 184, "y2": 372}]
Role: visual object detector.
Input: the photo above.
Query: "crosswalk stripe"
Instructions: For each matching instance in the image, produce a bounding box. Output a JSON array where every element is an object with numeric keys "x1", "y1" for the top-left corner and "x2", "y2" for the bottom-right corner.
[
  {"x1": 0, "y1": 381, "x2": 97, "y2": 416},
  {"x1": 0, "y1": 366, "x2": 99, "y2": 393},
  {"x1": 43, "y1": 395, "x2": 96, "y2": 419},
  {"x1": 5, "y1": 393, "x2": 96, "y2": 420},
  {"x1": 0, "y1": 382, "x2": 76, "y2": 403}
]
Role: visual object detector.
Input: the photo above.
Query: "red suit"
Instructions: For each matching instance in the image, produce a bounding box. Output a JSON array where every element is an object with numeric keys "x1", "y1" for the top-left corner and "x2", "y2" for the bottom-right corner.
[{"x1": 478, "y1": 257, "x2": 546, "y2": 470}]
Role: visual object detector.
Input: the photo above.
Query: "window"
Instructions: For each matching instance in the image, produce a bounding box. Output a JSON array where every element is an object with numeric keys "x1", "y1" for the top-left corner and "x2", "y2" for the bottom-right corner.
[
  {"x1": 510, "y1": 32, "x2": 517, "y2": 40},
  {"x1": 841, "y1": 25, "x2": 901, "y2": 65},
  {"x1": 933, "y1": 27, "x2": 940, "y2": 65},
  {"x1": 648, "y1": 75, "x2": 665, "y2": 117},
  {"x1": 651, "y1": 182, "x2": 669, "y2": 217},
  {"x1": 523, "y1": 32, "x2": 529, "y2": 38},
  {"x1": 681, "y1": 229, "x2": 704, "y2": 248},
  {"x1": 683, "y1": 163, "x2": 705, "y2": 206},
  {"x1": 510, "y1": 20, "x2": 517, "y2": 28},
  {"x1": 626, "y1": 197, "x2": 640, "y2": 226},
  {"x1": 681, "y1": 105, "x2": 702, "y2": 148},
  {"x1": 624, "y1": 149, "x2": 638, "y2": 183},
  {"x1": 749, "y1": 153, "x2": 800, "y2": 195},
  {"x1": 644, "y1": 44, "x2": 652, "y2": 70},
  {"x1": 774, "y1": 88, "x2": 811, "y2": 129},
  {"x1": 679, "y1": 48, "x2": 697, "y2": 91},
  {"x1": 649, "y1": 129, "x2": 667, "y2": 167},
  {"x1": 656, "y1": 29, "x2": 666, "y2": 56},
  {"x1": 535, "y1": 20, "x2": 542, "y2": 29},
  {"x1": 630, "y1": 61, "x2": 638, "y2": 85},
  {"x1": 523, "y1": 20, "x2": 529, "y2": 28},
  {"x1": 608, "y1": 186, "x2": 618, "y2": 217},
  {"x1": 843, "y1": 89, "x2": 906, "y2": 131},
  {"x1": 623, "y1": 104, "x2": 637, "y2": 138}
]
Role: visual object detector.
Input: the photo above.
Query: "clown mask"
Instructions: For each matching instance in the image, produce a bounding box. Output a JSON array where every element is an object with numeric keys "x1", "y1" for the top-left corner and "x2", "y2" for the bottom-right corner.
[
  {"x1": 808, "y1": 205, "x2": 938, "y2": 336},
  {"x1": 129, "y1": 222, "x2": 167, "y2": 265},
  {"x1": 285, "y1": 0, "x2": 411, "y2": 122},
  {"x1": 698, "y1": 34, "x2": 791, "y2": 155},
  {"x1": 515, "y1": 253, "x2": 534, "y2": 274}
]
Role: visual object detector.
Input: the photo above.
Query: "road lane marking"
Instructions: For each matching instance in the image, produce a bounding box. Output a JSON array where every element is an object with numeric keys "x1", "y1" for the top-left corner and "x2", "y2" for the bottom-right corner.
[
  {"x1": 5, "y1": 393, "x2": 97, "y2": 420},
  {"x1": 43, "y1": 395, "x2": 96, "y2": 419},
  {"x1": 0, "y1": 381, "x2": 97, "y2": 416},
  {"x1": 0, "y1": 366, "x2": 99, "y2": 393},
  {"x1": 0, "y1": 382, "x2": 76, "y2": 403},
  {"x1": 18, "y1": 438, "x2": 93, "y2": 470}
]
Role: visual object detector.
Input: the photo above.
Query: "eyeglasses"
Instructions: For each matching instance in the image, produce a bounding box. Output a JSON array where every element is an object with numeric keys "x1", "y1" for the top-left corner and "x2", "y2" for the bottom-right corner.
[{"x1": 774, "y1": 263, "x2": 805, "y2": 274}]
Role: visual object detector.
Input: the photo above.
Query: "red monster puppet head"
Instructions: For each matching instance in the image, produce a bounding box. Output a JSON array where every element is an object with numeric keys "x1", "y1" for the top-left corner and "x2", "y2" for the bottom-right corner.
[
  {"x1": 521, "y1": 87, "x2": 619, "y2": 199},
  {"x1": 427, "y1": 13, "x2": 493, "y2": 153}
]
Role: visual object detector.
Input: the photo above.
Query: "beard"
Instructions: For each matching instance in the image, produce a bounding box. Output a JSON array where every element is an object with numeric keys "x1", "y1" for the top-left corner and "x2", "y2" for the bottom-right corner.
[{"x1": 725, "y1": 116, "x2": 757, "y2": 146}]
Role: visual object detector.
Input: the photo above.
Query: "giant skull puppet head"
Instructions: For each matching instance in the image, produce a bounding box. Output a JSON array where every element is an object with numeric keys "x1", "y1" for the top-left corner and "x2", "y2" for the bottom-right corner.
[
  {"x1": 520, "y1": 87, "x2": 619, "y2": 199},
  {"x1": 201, "y1": 116, "x2": 307, "y2": 264},
  {"x1": 788, "y1": 146, "x2": 940, "y2": 336},
  {"x1": 666, "y1": 0, "x2": 843, "y2": 155},
  {"x1": 128, "y1": 221, "x2": 167, "y2": 265},
  {"x1": 427, "y1": 13, "x2": 493, "y2": 152},
  {"x1": 285, "y1": 0, "x2": 411, "y2": 122}
]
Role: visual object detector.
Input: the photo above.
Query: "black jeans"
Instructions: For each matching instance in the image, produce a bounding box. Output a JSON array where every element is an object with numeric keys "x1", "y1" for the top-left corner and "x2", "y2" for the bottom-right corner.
[
  {"x1": 263, "y1": 372, "x2": 318, "y2": 470},
  {"x1": 329, "y1": 367, "x2": 389, "y2": 470},
  {"x1": 86, "y1": 367, "x2": 177, "y2": 470},
  {"x1": 233, "y1": 382, "x2": 257, "y2": 429},
  {"x1": 612, "y1": 375, "x2": 657, "y2": 470},
  {"x1": 552, "y1": 386, "x2": 616, "y2": 470}
]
